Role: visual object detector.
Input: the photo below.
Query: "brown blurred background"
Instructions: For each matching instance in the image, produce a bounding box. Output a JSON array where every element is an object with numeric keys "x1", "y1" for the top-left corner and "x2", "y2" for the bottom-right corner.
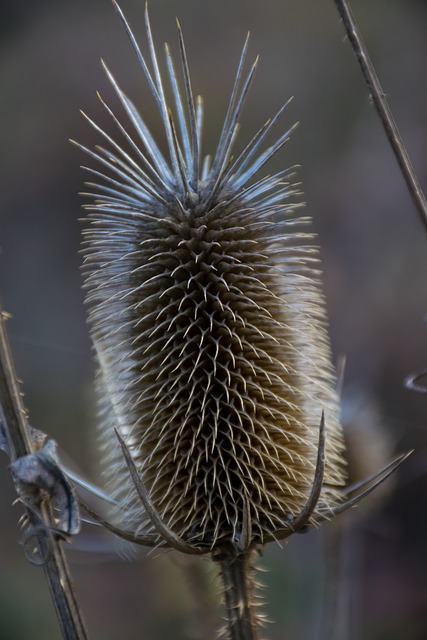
[{"x1": 1, "y1": 0, "x2": 427, "y2": 638}]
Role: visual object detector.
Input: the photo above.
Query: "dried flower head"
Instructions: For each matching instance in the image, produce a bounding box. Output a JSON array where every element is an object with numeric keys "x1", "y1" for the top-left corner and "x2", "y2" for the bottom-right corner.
[{"x1": 76, "y1": 2, "x2": 348, "y2": 553}]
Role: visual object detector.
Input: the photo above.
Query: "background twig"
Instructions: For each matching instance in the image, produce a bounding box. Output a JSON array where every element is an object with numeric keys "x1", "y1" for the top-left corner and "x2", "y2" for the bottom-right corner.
[
  {"x1": 334, "y1": 0, "x2": 427, "y2": 232},
  {"x1": 0, "y1": 307, "x2": 88, "y2": 640}
]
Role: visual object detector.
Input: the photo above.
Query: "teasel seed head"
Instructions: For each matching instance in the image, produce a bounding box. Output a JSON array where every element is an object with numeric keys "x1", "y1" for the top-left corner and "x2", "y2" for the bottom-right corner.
[{"x1": 76, "y1": 3, "x2": 348, "y2": 552}]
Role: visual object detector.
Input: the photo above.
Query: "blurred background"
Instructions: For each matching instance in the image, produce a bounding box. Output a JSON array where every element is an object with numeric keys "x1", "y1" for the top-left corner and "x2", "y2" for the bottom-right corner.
[{"x1": 1, "y1": 0, "x2": 427, "y2": 638}]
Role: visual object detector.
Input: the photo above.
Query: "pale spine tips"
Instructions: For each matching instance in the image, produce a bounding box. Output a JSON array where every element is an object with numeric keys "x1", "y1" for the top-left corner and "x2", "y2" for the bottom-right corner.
[{"x1": 78, "y1": 5, "x2": 347, "y2": 551}]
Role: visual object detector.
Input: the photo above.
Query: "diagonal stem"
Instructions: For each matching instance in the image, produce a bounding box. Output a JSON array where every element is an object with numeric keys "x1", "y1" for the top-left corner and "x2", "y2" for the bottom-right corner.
[
  {"x1": 334, "y1": 0, "x2": 427, "y2": 232},
  {"x1": 217, "y1": 548, "x2": 259, "y2": 640},
  {"x1": 0, "y1": 307, "x2": 88, "y2": 640}
]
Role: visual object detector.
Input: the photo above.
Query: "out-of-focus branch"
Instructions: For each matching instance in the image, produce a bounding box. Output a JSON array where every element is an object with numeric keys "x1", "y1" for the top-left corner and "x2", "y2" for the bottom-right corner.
[
  {"x1": 0, "y1": 306, "x2": 88, "y2": 640},
  {"x1": 334, "y1": 0, "x2": 427, "y2": 233}
]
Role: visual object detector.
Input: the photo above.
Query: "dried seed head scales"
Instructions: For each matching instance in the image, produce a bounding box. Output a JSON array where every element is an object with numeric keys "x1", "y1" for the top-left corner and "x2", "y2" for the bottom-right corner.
[{"x1": 79, "y1": 7, "x2": 347, "y2": 549}]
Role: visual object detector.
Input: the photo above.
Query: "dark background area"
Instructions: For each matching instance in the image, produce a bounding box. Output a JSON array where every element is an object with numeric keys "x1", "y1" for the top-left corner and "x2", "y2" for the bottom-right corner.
[{"x1": 1, "y1": 0, "x2": 427, "y2": 638}]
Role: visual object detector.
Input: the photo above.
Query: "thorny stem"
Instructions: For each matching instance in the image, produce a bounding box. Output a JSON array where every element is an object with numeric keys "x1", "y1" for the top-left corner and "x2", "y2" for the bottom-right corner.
[
  {"x1": 0, "y1": 308, "x2": 88, "y2": 640},
  {"x1": 217, "y1": 548, "x2": 259, "y2": 640},
  {"x1": 334, "y1": 0, "x2": 427, "y2": 233}
]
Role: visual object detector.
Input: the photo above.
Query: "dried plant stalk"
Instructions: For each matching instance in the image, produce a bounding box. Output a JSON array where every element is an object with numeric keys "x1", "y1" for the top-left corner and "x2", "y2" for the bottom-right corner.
[
  {"x1": 0, "y1": 2, "x2": 416, "y2": 638},
  {"x1": 334, "y1": 0, "x2": 427, "y2": 232},
  {"x1": 74, "y1": 2, "x2": 408, "y2": 637},
  {"x1": 0, "y1": 309, "x2": 88, "y2": 640}
]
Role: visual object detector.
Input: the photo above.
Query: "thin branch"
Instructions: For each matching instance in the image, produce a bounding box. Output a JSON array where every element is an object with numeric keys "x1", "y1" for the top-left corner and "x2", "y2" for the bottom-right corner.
[
  {"x1": 334, "y1": 0, "x2": 427, "y2": 232},
  {"x1": 0, "y1": 307, "x2": 88, "y2": 640}
]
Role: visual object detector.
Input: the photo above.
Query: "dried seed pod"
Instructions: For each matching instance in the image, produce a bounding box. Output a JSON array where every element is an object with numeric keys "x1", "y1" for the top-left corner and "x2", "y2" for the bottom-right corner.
[{"x1": 77, "y1": 4, "x2": 347, "y2": 551}]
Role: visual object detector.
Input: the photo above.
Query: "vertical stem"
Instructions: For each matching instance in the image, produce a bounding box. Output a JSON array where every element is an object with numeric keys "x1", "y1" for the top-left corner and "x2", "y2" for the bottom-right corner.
[
  {"x1": 218, "y1": 549, "x2": 259, "y2": 640},
  {"x1": 0, "y1": 308, "x2": 88, "y2": 640},
  {"x1": 39, "y1": 528, "x2": 88, "y2": 640}
]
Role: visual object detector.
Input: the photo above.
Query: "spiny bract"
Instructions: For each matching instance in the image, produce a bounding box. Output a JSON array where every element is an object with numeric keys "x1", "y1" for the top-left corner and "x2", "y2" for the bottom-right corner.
[{"x1": 78, "y1": 4, "x2": 347, "y2": 550}]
